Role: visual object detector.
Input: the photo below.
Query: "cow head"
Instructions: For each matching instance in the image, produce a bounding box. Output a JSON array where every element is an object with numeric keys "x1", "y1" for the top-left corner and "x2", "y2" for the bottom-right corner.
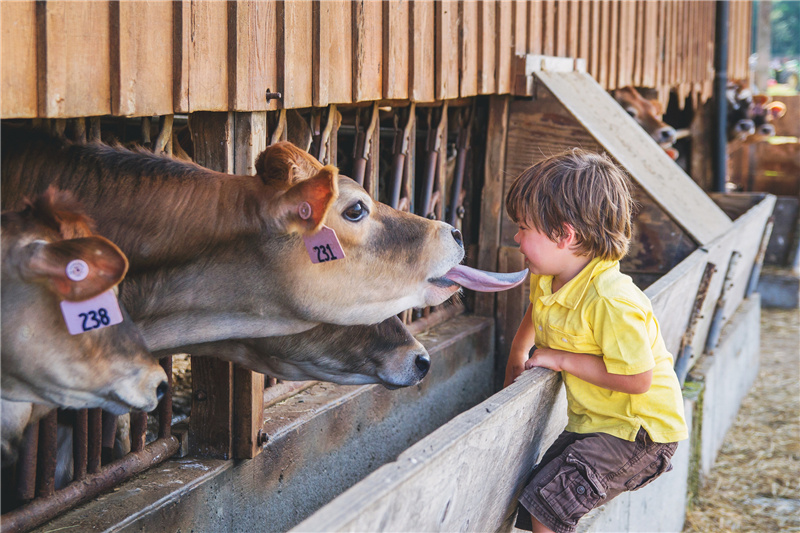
[
  {"x1": 614, "y1": 86, "x2": 678, "y2": 148},
  {"x1": 252, "y1": 142, "x2": 465, "y2": 328},
  {"x1": 750, "y1": 94, "x2": 787, "y2": 140},
  {"x1": 187, "y1": 315, "x2": 431, "y2": 388},
  {"x1": 1, "y1": 189, "x2": 167, "y2": 415},
  {"x1": 727, "y1": 82, "x2": 756, "y2": 141}
]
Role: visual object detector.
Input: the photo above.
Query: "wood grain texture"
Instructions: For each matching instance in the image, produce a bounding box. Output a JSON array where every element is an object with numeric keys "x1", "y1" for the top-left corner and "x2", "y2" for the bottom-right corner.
[
  {"x1": 459, "y1": 0, "x2": 478, "y2": 97},
  {"x1": 232, "y1": 0, "x2": 278, "y2": 111},
  {"x1": 113, "y1": 1, "x2": 173, "y2": 116},
  {"x1": 39, "y1": 1, "x2": 111, "y2": 117},
  {"x1": 1, "y1": 1, "x2": 37, "y2": 117},
  {"x1": 383, "y1": 0, "x2": 408, "y2": 100},
  {"x1": 279, "y1": 0, "x2": 313, "y2": 108},
  {"x1": 353, "y1": 0, "x2": 382, "y2": 102},
  {"x1": 478, "y1": 0, "x2": 497, "y2": 94},
  {"x1": 187, "y1": 0, "x2": 229, "y2": 111},
  {"x1": 435, "y1": 0, "x2": 459, "y2": 100},
  {"x1": 409, "y1": 0, "x2": 435, "y2": 102}
]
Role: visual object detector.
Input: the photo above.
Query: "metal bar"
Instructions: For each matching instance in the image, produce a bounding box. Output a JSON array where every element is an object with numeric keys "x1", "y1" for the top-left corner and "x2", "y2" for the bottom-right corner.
[
  {"x1": 447, "y1": 104, "x2": 474, "y2": 227},
  {"x1": 675, "y1": 262, "x2": 717, "y2": 385},
  {"x1": 87, "y1": 409, "x2": 102, "y2": 474},
  {"x1": 746, "y1": 216, "x2": 775, "y2": 297},
  {"x1": 35, "y1": 411, "x2": 58, "y2": 499},
  {"x1": 101, "y1": 410, "x2": 118, "y2": 465},
  {"x1": 73, "y1": 409, "x2": 88, "y2": 481},
  {"x1": 15, "y1": 419, "x2": 39, "y2": 503},
  {"x1": 390, "y1": 104, "x2": 416, "y2": 209},
  {"x1": 158, "y1": 356, "x2": 173, "y2": 439},
  {"x1": 712, "y1": 0, "x2": 729, "y2": 193},
  {"x1": 130, "y1": 411, "x2": 148, "y2": 454},
  {"x1": 0, "y1": 437, "x2": 180, "y2": 533},
  {"x1": 705, "y1": 250, "x2": 741, "y2": 354}
]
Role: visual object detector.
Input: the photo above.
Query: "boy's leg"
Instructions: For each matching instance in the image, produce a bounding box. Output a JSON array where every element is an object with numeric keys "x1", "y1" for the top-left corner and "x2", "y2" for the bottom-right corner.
[{"x1": 517, "y1": 428, "x2": 678, "y2": 533}]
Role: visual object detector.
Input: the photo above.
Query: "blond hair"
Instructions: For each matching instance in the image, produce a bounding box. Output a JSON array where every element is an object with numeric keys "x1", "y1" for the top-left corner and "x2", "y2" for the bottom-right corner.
[{"x1": 505, "y1": 148, "x2": 633, "y2": 261}]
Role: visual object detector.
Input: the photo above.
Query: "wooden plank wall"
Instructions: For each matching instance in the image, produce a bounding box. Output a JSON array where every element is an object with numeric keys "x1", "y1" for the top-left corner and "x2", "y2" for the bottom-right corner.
[{"x1": 1, "y1": 0, "x2": 752, "y2": 119}]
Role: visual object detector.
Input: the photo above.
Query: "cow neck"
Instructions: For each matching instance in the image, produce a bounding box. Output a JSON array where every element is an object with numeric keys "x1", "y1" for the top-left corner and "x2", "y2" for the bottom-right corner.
[{"x1": 24, "y1": 136, "x2": 276, "y2": 270}]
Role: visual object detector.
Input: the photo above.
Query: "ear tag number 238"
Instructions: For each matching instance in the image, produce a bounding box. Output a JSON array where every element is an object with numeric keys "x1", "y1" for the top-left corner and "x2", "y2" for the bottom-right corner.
[
  {"x1": 298, "y1": 202, "x2": 346, "y2": 264},
  {"x1": 60, "y1": 290, "x2": 124, "y2": 335}
]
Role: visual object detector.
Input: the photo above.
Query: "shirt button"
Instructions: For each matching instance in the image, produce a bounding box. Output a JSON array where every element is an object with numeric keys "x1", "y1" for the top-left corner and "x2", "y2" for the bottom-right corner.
[
  {"x1": 562, "y1": 338, "x2": 567, "y2": 342},
  {"x1": 576, "y1": 485, "x2": 586, "y2": 495},
  {"x1": 538, "y1": 326, "x2": 543, "y2": 331}
]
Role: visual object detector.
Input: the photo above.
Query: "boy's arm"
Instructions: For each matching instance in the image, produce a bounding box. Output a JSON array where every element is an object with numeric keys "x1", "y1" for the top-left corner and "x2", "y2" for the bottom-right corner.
[
  {"x1": 525, "y1": 347, "x2": 653, "y2": 394},
  {"x1": 504, "y1": 303, "x2": 537, "y2": 388}
]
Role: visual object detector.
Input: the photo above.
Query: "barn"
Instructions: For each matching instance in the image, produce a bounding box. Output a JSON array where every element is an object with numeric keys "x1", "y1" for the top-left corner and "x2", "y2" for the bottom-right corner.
[{"x1": 0, "y1": 1, "x2": 778, "y2": 531}]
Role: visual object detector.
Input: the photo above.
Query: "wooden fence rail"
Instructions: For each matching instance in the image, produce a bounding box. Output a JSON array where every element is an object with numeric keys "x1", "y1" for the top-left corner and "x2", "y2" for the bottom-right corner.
[{"x1": 1, "y1": 0, "x2": 752, "y2": 119}]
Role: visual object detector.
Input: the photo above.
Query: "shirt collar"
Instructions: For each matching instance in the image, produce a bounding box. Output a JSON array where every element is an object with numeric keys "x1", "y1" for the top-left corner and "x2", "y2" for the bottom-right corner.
[{"x1": 537, "y1": 257, "x2": 618, "y2": 309}]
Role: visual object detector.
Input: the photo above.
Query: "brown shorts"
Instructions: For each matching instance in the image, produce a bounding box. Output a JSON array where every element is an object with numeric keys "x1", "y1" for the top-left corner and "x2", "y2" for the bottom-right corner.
[{"x1": 516, "y1": 428, "x2": 678, "y2": 533}]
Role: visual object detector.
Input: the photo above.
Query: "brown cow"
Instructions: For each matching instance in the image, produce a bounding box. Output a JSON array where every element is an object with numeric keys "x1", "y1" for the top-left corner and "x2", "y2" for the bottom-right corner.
[
  {"x1": 614, "y1": 86, "x2": 678, "y2": 153},
  {"x1": 1, "y1": 126, "x2": 478, "y2": 353},
  {"x1": 180, "y1": 315, "x2": 431, "y2": 388},
  {"x1": 1, "y1": 190, "x2": 167, "y2": 464}
]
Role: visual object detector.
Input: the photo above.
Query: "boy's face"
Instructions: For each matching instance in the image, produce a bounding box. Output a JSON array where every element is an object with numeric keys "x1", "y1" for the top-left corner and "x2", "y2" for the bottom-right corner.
[{"x1": 513, "y1": 221, "x2": 566, "y2": 276}]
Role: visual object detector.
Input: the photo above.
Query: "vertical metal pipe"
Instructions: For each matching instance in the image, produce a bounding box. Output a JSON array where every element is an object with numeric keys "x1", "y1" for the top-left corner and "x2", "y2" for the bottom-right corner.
[
  {"x1": 712, "y1": 0, "x2": 730, "y2": 193},
  {"x1": 36, "y1": 411, "x2": 58, "y2": 498},
  {"x1": 131, "y1": 412, "x2": 148, "y2": 453},
  {"x1": 158, "y1": 356, "x2": 173, "y2": 439},
  {"x1": 87, "y1": 408, "x2": 102, "y2": 474},
  {"x1": 73, "y1": 409, "x2": 88, "y2": 481},
  {"x1": 101, "y1": 410, "x2": 118, "y2": 465},
  {"x1": 16, "y1": 421, "x2": 39, "y2": 502}
]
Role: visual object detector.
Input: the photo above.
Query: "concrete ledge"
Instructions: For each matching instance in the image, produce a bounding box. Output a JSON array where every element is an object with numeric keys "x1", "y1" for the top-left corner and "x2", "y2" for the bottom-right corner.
[
  {"x1": 35, "y1": 315, "x2": 495, "y2": 533},
  {"x1": 687, "y1": 295, "x2": 761, "y2": 478}
]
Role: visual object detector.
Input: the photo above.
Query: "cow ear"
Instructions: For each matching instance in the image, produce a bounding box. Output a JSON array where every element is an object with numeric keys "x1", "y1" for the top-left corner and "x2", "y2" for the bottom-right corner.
[
  {"x1": 19, "y1": 236, "x2": 129, "y2": 301},
  {"x1": 648, "y1": 99, "x2": 665, "y2": 116},
  {"x1": 272, "y1": 165, "x2": 338, "y2": 234},
  {"x1": 767, "y1": 101, "x2": 787, "y2": 120},
  {"x1": 752, "y1": 94, "x2": 770, "y2": 106}
]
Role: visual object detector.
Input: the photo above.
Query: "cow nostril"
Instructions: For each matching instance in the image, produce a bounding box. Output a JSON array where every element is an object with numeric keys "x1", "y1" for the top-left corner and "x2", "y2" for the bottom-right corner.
[
  {"x1": 415, "y1": 353, "x2": 431, "y2": 375},
  {"x1": 451, "y1": 228, "x2": 463, "y2": 248},
  {"x1": 156, "y1": 381, "x2": 169, "y2": 402}
]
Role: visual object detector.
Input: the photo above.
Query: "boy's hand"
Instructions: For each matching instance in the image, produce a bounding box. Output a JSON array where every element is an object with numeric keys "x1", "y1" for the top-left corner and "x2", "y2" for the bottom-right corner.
[
  {"x1": 503, "y1": 351, "x2": 528, "y2": 388},
  {"x1": 524, "y1": 347, "x2": 564, "y2": 372}
]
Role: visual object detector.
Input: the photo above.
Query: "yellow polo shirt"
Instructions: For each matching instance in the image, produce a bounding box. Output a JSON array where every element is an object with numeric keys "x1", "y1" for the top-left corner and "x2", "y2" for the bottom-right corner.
[{"x1": 530, "y1": 257, "x2": 688, "y2": 443}]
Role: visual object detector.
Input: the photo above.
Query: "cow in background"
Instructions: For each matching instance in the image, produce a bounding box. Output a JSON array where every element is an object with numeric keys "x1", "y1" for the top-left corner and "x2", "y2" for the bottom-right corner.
[
  {"x1": 614, "y1": 86, "x2": 679, "y2": 160},
  {"x1": 1, "y1": 189, "x2": 167, "y2": 465},
  {"x1": 727, "y1": 81, "x2": 787, "y2": 142}
]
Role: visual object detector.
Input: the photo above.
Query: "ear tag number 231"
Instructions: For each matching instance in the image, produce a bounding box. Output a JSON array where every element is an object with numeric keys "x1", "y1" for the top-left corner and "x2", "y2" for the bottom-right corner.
[
  {"x1": 298, "y1": 202, "x2": 346, "y2": 264},
  {"x1": 303, "y1": 225, "x2": 346, "y2": 264},
  {"x1": 60, "y1": 290, "x2": 124, "y2": 335}
]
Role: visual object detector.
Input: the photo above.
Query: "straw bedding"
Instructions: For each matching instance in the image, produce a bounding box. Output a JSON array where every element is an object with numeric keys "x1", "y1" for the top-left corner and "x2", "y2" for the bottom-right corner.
[{"x1": 683, "y1": 308, "x2": 800, "y2": 532}]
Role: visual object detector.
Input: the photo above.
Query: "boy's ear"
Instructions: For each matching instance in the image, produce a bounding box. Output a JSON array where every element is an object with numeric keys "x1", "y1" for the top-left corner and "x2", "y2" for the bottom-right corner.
[{"x1": 558, "y1": 224, "x2": 577, "y2": 249}]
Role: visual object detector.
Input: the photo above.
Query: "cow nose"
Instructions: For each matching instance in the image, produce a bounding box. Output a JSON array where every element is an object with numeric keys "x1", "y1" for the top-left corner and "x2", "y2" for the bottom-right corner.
[
  {"x1": 656, "y1": 127, "x2": 677, "y2": 145},
  {"x1": 451, "y1": 228, "x2": 463, "y2": 249},
  {"x1": 156, "y1": 380, "x2": 169, "y2": 402},
  {"x1": 415, "y1": 353, "x2": 431, "y2": 376}
]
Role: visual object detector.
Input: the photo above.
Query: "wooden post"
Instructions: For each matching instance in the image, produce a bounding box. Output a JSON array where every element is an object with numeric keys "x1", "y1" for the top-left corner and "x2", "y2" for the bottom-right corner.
[
  {"x1": 233, "y1": 112, "x2": 267, "y2": 459},
  {"x1": 187, "y1": 111, "x2": 235, "y2": 459},
  {"x1": 475, "y1": 96, "x2": 510, "y2": 317}
]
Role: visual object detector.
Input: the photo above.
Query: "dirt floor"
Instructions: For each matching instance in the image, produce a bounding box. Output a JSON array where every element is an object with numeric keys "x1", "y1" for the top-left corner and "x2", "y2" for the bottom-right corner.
[{"x1": 683, "y1": 307, "x2": 800, "y2": 532}]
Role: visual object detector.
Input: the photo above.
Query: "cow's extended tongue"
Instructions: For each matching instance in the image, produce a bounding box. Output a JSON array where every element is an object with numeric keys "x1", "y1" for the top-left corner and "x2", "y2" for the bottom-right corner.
[{"x1": 444, "y1": 265, "x2": 529, "y2": 292}]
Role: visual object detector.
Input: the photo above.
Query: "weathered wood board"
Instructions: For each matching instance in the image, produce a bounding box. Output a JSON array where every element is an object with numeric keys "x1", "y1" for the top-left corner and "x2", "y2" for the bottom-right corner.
[
  {"x1": 1, "y1": 1, "x2": 37, "y2": 118},
  {"x1": 292, "y1": 368, "x2": 568, "y2": 533},
  {"x1": 534, "y1": 70, "x2": 732, "y2": 245}
]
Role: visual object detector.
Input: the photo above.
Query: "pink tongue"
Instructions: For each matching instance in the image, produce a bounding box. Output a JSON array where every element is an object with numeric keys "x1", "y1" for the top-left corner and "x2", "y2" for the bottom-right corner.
[{"x1": 443, "y1": 265, "x2": 529, "y2": 292}]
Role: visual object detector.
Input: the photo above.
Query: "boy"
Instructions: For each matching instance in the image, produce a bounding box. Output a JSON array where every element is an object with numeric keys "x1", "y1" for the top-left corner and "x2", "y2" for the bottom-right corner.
[{"x1": 504, "y1": 148, "x2": 688, "y2": 533}]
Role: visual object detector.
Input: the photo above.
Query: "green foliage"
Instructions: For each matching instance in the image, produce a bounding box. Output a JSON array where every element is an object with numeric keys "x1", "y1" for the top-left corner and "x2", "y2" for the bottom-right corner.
[{"x1": 771, "y1": 0, "x2": 800, "y2": 58}]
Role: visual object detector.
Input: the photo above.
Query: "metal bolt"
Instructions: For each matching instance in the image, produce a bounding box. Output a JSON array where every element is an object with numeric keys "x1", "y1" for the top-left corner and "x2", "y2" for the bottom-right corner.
[
  {"x1": 257, "y1": 430, "x2": 269, "y2": 445},
  {"x1": 265, "y1": 91, "x2": 283, "y2": 101}
]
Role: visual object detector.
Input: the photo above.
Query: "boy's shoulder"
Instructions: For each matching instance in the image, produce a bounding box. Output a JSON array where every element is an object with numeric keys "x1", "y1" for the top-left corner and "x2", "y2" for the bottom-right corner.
[{"x1": 589, "y1": 264, "x2": 651, "y2": 310}]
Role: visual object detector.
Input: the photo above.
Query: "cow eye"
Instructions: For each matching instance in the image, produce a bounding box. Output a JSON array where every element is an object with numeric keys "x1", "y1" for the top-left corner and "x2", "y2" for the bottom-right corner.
[
  {"x1": 625, "y1": 107, "x2": 638, "y2": 118},
  {"x1": 343, "y1": 201, "x2": 369, "y2": 222}
]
